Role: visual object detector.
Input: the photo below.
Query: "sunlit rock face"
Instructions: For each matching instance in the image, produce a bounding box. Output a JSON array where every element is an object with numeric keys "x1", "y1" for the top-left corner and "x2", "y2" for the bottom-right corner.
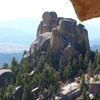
[
  {"x1": 70, "y1": 0, "x2": 100, "y2": 21},
  {"x1": 37, "y1": 11, "x2": 58, "y2": 37}
]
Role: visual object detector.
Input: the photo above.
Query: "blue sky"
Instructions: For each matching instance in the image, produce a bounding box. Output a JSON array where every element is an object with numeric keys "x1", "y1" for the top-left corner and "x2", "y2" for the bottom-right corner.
[{"x1": 0, "y1": 0, "x2": 99, "y2": 53}]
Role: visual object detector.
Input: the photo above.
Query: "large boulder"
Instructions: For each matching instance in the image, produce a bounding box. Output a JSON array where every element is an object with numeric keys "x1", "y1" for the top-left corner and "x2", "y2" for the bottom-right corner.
[
  {"x1": 60, "y1": 82, "x2": 81, "y2": 100},
  {"x1": 37, "y1": 11, "x2": 58, "y2": 36},
  {"x1": 70, "y1": 0, "x2": 100, "y2": 21},
  {"x1": 0, "y1": 69, "x2": 14, "y2": 88},
  {"x1": 24, "y1": 11, "x2": 90, "y2": 62}
]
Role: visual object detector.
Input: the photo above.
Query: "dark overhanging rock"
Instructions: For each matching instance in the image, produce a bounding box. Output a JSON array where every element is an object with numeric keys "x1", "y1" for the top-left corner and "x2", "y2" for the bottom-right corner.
[{"x1": 70, "y1": 0, "x2": 100, "y2": 21}]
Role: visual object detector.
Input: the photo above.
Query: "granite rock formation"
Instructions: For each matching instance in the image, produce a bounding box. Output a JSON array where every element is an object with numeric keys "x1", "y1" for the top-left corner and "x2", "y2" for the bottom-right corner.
[
  {"x1": 70, "y1": 0, "x2": 100, "y2": 21},
  {"x1": 0, "y1": 69, "x2": 14, "y2": 88},
  {"x1": 23, "y1": 11, "x2": 90, "y2": 62}
]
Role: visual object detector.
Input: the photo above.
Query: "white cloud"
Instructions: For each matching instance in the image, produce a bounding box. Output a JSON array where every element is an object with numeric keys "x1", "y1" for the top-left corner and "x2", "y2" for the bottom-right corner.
[
  {"x1": 0, "y1": 43, "x2": 29, "y2": 53},
  {"x1": 0, "y1": 0, "x2": 78, "y2": 21},
  {"x1": 0, "y1": 0, "x2": 99, "y2": 24}
]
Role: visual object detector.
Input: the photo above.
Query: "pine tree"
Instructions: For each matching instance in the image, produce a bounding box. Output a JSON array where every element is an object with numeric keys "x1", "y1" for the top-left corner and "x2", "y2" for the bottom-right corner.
[
  {"x1": 6, "y1": 84, "x2": 14, "y2": 100},
  {"x1": 84, "y1": 50, "x2": 91, "y2": 70},
  {"x1": 3, "y1": 63, "x2": 9, "y2": 69},
  {"x1": 72, "y1": 58, "x2": 78, "y2": 76},
  {"x1": 59, "y1": 56, "x2": 65, "y2": 70},
  {"x1": 0, "y1": 88, "x2": 6, "y2": 100},
  {"x1": 23, "y1": 50, "x2": 27, "y2": 57},
  {"x1": 78, "y1": 54, "x2": 84, "y2": 70},
  {"x1": 37, "y1": 56, "x2": 45, "y2": 73},
  {"x1": 64, "y1": 62, "x2": 72, "y2": 81},
  {"x1": 88, "y1": 60, "x2": 93, "y2": 75},
  {"x1": 11, "y1": 57, "x2": 19, "y2": 76},
  {"x1": 22, "y1": 84, "x2": 31, "y2": 100}
]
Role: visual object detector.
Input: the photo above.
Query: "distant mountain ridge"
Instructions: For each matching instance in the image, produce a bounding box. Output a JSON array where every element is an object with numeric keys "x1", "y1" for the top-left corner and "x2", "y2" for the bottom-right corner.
[
  {"x1": 0, "y1": 18, "x2": 41, "y2": 44},
  {"x1": 0, "y1": 52, "x2": 23, "y2": 67},
  {"x1": 91, "y1": 45, "x2": 100, "y2": 52}
]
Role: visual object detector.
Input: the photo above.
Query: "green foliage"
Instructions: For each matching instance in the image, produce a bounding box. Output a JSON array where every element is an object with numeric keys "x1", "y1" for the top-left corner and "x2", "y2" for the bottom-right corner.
[
  {"x1": 32, "y1": 64, "x2": 60, "y2": 93},
  {"x1": 78, "y1": 54, "x2": 84, "y2": 70},
  {"x1": 72, "y1": 58, "x2": 78, "y2": 76},
  {"x1": 84, "y1": 50, "x2": 91, "y2": 70},
  {"x1": 64, "y1": 62, "x2": 72, "y2": 81},
  {"x1": 22, "y1": 84, "x2": 31, "y2": 100},
  {"x1": 1, "y1": 43, "x2": 100, "y2": 100},
  {"x1": 11, "y1": 57, "x2": 19, "y2": 76},
  {"x1": 94, "y1": 65, "x2": 100, "y2": 74},
  {"x1": 88, "y1": 60, "x2": 93, "y2": 75},
  {"x1": 36, "y1": 56, "x2": 45, "y2": 73},
  {"x1": 3, "y1": 63, "x2": 9, "y2": 69},
  {"x1": 0, "y1": 88, "x2": 6, "y2": 100},
  {"x1": 59, "y1": 56, "x2": 65, "y2": 70},
  {"x1": 6, "y1": 84, "x2": 14, "y2": 100}
]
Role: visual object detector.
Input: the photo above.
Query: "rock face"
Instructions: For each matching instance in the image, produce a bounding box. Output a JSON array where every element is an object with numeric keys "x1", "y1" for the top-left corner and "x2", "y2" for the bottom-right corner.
[
  {"x1": 0, "y1": 69, "x2": 14, "y2": 88},
  {"x1": 37, "y1": 11, "x2": 58, "y2": 36},
  {"x1": 70, "y1": 0, "x2": 100, "y2": 21},
  {"x1": 24, "y1": 11, "x2": 90, "y2": 61}
]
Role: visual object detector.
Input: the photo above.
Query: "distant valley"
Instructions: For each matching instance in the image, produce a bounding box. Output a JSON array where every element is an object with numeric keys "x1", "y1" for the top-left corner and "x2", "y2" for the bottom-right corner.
[
  {"x1": 0, "y1": 52, "x2": 23, "y2": 67},
  {"x1": 91, "y1": 45, "x2": 100, "y2": 52}
]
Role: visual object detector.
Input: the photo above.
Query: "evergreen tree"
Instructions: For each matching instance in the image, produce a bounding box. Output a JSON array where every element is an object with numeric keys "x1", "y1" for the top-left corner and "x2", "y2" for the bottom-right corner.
[
  {"x1": 6, "y1": 84, "x2": 14, "y2": 100},
  {"x1": 3, "y1": 63, "x2": 9, "y2": 69},
  {"x1": 36, "y1": 56, "x2": 45, "y2": 73},
  {"x1": 72, "y1": 58, "x2": 78, "y2": 76},
  {"x1": 22, "y1": 84, "x2": 31, "y2": 100},
  {"x1": 11, "y1": 57, "x2": 19, "y2": 76},
  {"x1": 84, "y1": 50, "x2": 91, "y2": 70},
  {"x1": 78, "y1": 54, "x2": 84, "y2": 70},
  {"x1": 88, "y1": 60, "x2": 93, "y2": 75},
  {"x1": 96, "y1": 53, "x2": 100, "y2": 65},
  {"x1": 23, "y1": 50, "x2": 27, "y2": 57},
  {"x1": 59, "y1": 56, "x2": 65, "y2": 70},
  {"x1": 0, "y1": 88, "x2": 6, "y2": 100},
  {"x1": 64, "y1": 62, "x2": 72, "y2": 81}
]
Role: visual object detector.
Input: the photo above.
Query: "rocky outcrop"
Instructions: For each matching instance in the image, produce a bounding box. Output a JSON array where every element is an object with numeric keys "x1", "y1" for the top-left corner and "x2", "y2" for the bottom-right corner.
[
  {"x1": 0, "y1": 69, "x2": 14, "y2": 88},
  {"x1": 70, "y1": 0, "x2": 100, "y2": 21},
  {"x1": 89, "y1": 81, "x2": 100, "y2": 93},
  {"x1": 60, "y1": 82, "x2": 81, "y2": 100},
  {"x1": 37, "y1": 11, "x2": 58, "y2": 36},
  {"x1": 24, "y1": 11, "x2": 90, "y2": 62}
]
